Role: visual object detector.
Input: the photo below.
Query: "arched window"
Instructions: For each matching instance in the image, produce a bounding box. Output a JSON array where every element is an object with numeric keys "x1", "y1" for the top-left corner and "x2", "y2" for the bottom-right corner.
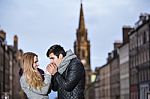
[{"x1": 82, "y1": 50, "x2": 85, "y2": 58}]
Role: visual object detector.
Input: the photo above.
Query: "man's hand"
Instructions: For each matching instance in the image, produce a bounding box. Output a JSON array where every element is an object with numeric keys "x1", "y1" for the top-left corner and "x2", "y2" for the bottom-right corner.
[{"x1": 46, "y1": 63, "x2": 58, "y2": 75}]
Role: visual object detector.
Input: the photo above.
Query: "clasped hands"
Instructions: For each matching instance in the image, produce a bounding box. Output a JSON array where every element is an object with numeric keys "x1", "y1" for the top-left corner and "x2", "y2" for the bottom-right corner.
[{"x1": 46, "y1": 63, "x2": 58, "y2": 75}]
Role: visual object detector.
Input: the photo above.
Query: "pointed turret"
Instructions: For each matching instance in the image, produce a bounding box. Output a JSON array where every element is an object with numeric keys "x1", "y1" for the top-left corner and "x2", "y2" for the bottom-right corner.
[
  {"x1": 78, "y1": 3, "x2": 85, "y2": 29},
  {"x1": 76, "y1": 3, "x2": 88, "y2": 42},
  {"x1": 14, "y1": 35, "x2": 18, "y2": 50}
]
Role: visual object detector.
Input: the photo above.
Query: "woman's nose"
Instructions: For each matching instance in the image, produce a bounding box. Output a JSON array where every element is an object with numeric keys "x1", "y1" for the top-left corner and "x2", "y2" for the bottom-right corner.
[{"x1": 37, "y1": 63, "x2": 39, "y2": 66}]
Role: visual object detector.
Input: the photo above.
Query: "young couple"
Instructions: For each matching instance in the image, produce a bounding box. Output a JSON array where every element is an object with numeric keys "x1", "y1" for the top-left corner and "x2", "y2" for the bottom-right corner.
[{"x1": 20, "y1": 44, "x2": 85, "y2": 99}]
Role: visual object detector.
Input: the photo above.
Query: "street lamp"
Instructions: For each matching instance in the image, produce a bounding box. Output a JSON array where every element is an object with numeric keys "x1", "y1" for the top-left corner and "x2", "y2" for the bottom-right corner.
[{"x1": 1, "y1": 92, "x2": 9, "y2": 99}]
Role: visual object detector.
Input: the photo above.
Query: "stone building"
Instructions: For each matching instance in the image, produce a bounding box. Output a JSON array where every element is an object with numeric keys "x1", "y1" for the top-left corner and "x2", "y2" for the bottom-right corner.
[
  {"x1": 119, "y1": 26, "x2": 133, "y2": 99},
  {"x1": 129, "y1": 13, "x2": 150, "y2": 99},
  {"x1": 0, "y1": 29, "x2": 26, "y2": 99},
  {"x1": 109, "y1": 42, "x2": 122, "y2": 99},
  {"x1": 94, "y1": 67, "x2": 101, "y2": 99},
  {"x1": 98, "y1": 63, "x2": 110, "y2": 99}
]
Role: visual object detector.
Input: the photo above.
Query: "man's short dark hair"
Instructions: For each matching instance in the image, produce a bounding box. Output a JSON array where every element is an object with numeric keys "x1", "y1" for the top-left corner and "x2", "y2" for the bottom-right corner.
[{"x1": 46, "y1": 44, "x2": 66, "y2": 58}]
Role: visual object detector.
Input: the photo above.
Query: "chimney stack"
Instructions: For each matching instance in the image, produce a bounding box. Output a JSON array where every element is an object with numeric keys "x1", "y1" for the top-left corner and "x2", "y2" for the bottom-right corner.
[
  {"x1": 122, "y1": 26, "x2": 133, "y2": 44},
  {"x1": 14, "y1": 35, "x2": 18, "y2": 50},
  {"x1": 114, "y1": 40, "x2": 122, "y2": 50}
]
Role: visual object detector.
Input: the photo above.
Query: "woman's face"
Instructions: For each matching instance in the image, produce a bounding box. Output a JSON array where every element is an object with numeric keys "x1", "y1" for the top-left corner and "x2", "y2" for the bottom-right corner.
[{"x1": 32, "y1": 56, "x2": 39, "y2": 70}]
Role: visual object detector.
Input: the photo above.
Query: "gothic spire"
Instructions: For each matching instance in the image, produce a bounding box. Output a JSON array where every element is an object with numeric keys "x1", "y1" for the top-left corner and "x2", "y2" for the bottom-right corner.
[{"x1": 78, "y1": 2, "x2": 85, "y2": 29}]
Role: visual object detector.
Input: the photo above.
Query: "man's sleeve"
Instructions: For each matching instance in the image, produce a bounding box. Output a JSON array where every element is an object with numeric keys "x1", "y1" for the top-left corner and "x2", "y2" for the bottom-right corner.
[
  {"x1": 50, "y1": 76, "x2": 58, "y2": 91},
  {"x1": 53, "y1": 60, "x2": 85, "y2": 92}
]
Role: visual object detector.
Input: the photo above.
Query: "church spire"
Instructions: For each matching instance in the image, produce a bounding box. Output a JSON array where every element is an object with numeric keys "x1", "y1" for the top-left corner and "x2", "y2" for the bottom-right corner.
[
  {"x1": 78, "y1": 2, "x2": 85, "y2": 29},
  {"x1": 74, "y1": 1, "x2": 91, "y2": 95}
]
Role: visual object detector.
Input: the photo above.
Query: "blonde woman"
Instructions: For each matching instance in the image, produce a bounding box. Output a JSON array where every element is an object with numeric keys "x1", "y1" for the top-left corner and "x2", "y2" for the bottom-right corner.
[{"x1": 20, "y1": 52, "x2": 51, "y2": 99}]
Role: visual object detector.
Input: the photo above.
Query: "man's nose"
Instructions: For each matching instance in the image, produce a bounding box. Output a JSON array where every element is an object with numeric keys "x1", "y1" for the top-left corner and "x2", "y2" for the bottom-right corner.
[{"x1": 50, "y1": 60, "x2": 54, "y2": 64}]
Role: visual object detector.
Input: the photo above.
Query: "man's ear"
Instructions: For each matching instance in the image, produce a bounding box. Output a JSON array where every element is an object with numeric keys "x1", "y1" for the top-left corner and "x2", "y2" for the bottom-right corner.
[{"x1": 59, "y1": 54, "x2": 63, "y2": 59}]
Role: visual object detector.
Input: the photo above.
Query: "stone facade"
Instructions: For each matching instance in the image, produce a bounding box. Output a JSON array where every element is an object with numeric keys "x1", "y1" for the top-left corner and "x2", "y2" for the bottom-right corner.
[
  {"x1": 0, "y1": 30, "x2": 26, "y2": 99},
  {"x1": 129, "y1": 13, "x2": 150, "y2": 99}
]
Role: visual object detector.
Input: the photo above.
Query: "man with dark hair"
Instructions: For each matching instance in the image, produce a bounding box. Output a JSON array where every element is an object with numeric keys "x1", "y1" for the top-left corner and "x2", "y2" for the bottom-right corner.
[{"x1": 46, "y1": 44, "x2": 85, "y2": 99}]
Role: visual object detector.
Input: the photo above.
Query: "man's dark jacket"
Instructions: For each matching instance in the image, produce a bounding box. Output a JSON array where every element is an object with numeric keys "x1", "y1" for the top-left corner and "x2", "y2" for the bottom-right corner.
[{"x1": 51, "y1": 58, "x2": 85, "y2": 99}]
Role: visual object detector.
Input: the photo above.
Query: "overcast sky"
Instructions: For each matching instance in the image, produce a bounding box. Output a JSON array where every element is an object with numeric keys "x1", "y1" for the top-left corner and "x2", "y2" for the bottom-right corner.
[{"x1": 0, "y1": 0, "x2": 150, "y2": 98}]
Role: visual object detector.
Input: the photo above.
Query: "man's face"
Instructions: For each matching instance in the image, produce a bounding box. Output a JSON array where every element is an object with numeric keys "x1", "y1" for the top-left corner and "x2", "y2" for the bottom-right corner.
[{"x1": 49, "y1": 53, "x2": 63, "y2": 66}]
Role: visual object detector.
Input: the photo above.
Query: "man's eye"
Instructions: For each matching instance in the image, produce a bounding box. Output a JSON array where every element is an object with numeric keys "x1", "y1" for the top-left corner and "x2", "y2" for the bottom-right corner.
[{"x1": 50, "y1": 57, "x2": 54, "y2": 59}]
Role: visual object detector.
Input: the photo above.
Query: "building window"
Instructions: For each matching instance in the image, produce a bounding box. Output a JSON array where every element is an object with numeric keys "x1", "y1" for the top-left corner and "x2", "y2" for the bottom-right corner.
[
  {"x1": 146, "y1": 31, "x2": 149, "y2": 41},
  {"x1": 139, "y1": 53, "x2": 141, "y2": 64},
  {"x1": 131, "y1": 58, "x2": 134, "y2": 68},
  {"x1": 82, "y1": 50, "x2": 85, "y2": 58},
  {"x1": 144, "y1": 51, "x2": 146, "y2": 63},
  {"x1": 138, "y1": 36, "x2": 140, "y2": 47},
  {"x1": 142, "y1": 53, "x2": 144, "y2": 64},
  {"x1": 148, "y1": 69, "x2": 150, "y2": 81},
  {"x1": 139, "y1": 72, "x2": 141, "y2": 82},
  {"x1": 142, "y1": 71, "x2": 144, "y2": 82},
  {"x1": 144, "y1": 70, "x2": 147, "y2": 81},
  {"x1": 135, "y1": 55, "x2": 137, "y2": 66},
  {"x1": 134, "y1": 56, "x2": 136, "y2": 67},
  {"x1": 135, "y1": 35, "x2": 138, "y2": 48},
  {"x1": 140, "y1": 34, "x2": 143, "y2": 45},
  {"x1": 136, "y1": 55, "x2": 139, "y2": 66},
  {"x1": 143, "y1": 31, "x2": 146, "y2": 44},
  {"x1": 129, "y1": 39, "x2": 131, "y2": 50},
  {"x1": 147, "y1": 50, "x2": 150, "y2": 61},
  {"x1": 145, "y1": 51, "x2": 148, "y2": 62},
  {"x1": 145, "y1": 69, "x2": 148, "y2": 81}
]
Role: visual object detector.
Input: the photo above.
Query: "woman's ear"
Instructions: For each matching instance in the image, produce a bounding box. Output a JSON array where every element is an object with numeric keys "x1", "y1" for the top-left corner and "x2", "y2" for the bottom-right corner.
[{"x1": 59, "y1": 54, "x2": 63, "y2": 59}]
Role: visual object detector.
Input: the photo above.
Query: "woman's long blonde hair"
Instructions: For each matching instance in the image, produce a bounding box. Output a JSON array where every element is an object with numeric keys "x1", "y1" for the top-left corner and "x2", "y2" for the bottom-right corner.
[{"x1": 22, "y1": 52, "x2": 44, "y2": 89}]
